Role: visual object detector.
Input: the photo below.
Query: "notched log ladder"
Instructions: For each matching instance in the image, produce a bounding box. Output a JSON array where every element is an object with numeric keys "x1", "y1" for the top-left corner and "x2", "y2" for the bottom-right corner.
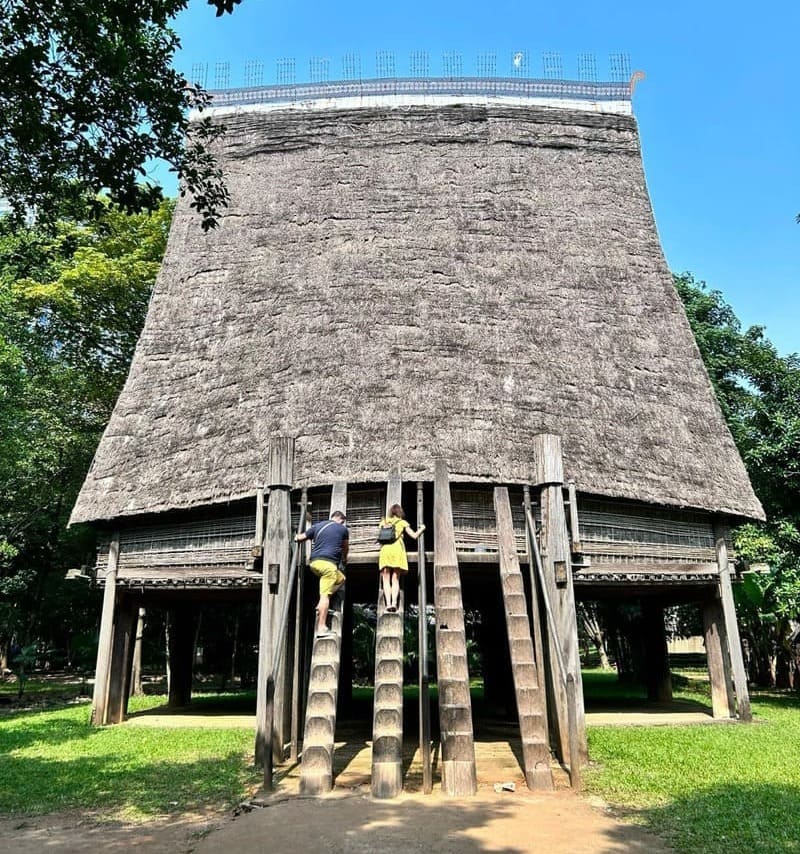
[
  {"x1": 372, "y1": 470, "x2": 405, "y2": 798},
  {"x1": 434, "y1": 459, "x2": 478, "y2": 796},
  {"x1": 494, "y1": 487, "x2": 553, "y2": 790},
  {"x1": 299, "y1": 482, "x2": 348, "y2": 794}
]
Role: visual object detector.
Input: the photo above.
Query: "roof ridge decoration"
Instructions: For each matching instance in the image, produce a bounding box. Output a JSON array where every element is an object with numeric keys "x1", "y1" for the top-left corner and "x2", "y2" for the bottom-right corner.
[{"x1": 199, "y1": 75, "x2": 637, "y2": 117}]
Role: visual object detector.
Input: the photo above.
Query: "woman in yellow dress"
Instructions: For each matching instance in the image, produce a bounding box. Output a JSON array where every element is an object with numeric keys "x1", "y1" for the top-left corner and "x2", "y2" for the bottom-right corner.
[{"x1": 378, "y1": 504, "x2": 425, "y2": 612}]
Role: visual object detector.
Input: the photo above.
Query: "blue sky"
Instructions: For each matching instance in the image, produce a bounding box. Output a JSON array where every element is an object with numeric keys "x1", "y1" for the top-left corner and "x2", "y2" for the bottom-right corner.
[{"x1": 165, "y1": 0, "x2": 799, "y2": 355}]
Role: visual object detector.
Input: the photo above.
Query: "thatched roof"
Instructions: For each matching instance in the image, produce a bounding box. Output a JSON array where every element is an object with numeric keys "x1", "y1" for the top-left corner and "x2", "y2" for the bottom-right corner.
[{"x1": 70, "y1": 102, "x2": 764, "y2": 524}]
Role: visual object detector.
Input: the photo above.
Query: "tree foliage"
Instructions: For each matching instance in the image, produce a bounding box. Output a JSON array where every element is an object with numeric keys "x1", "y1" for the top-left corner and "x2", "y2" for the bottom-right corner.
[
  {"x1": 675, "y1": 272, "x2": 800, "y2": 687},
  {"x1": 0, "y1": 199, "x2": 173, "y2": 669},
  {"x1": 0, "y1": 2, "x2": 227, "y2": 229}
]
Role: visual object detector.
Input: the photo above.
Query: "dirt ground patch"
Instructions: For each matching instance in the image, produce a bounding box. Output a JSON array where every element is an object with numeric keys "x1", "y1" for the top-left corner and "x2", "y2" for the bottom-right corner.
[
  {"x1": 195, "y1": 788, "x2": 672, "y2": 854},
  {"x1": 0, "y1": 810, "x2": 218, "y2": 854},
  {"x1": 1, "y1": 788, "x2": 671, "y2": 854}
]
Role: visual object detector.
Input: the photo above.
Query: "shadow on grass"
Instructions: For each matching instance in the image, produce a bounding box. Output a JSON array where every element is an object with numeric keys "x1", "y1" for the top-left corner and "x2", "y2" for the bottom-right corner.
[
  {"x1": 631, "y1": 782, "x2": 800, "y2": 853},
  {"x1": 0, "y1": 750, "x2": 257, "y2": 817},
  {"x1": 0, "y1": 705, "x2": 259, "y2": 817},
  {"x1": 127, "y1": 691, "x2": 257, "y2": 719}
]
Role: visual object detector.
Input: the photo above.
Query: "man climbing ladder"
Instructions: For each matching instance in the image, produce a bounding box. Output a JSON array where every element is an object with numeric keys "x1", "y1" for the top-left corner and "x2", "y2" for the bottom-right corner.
[{"x1": 295, "y1": 510, "x2": 349, "y2": 638}]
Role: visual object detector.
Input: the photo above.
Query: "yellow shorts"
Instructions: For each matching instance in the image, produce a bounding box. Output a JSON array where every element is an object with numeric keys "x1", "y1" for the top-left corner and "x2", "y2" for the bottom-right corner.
[{"x1": 309, "y1": 559, "x2": 346, "y2": 597}]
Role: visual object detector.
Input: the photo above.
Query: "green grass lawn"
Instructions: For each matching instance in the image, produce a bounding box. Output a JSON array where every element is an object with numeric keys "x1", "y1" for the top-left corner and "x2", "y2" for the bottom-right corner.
[
  {"x1": 584, "y1": 670, "x2": 800, "y2": 853},
  {"x1": 0, "y1": 695, "x2": 260, "y2": 820},
  {"x1": 2, "y1": 671, "x2": 799, "y2": 851}
]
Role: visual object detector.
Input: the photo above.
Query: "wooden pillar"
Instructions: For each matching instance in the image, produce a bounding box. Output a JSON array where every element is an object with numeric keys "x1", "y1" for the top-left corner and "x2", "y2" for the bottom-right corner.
[
  {"x1": 714, "y1": 524, "x2": 752, "y2": 721},
  {"x1": 255, "y1": 436, "x2": 294, "y2": 769},
  {"x1": 642, "y1": 601, "x2": 672, "y2": 702},
  {"x1": 532, "y1": 434, "x2": 587, "y2": 765},
  {"x1": 167, "y1": 606, "x2": 195, "y2": 708},
  {"x1": 703, "y1": 596, "x2": 736, "y2": 718},
  {"x1": 433, "y1": 459, "x2": 477, "y2": 796},
  {"x1": 107, "y1": 597, "x2": 139, "y2": 723},
  {"x1": 130, "y1": 607, "x2": 146, "y2": 697},
  {"x1": 91, "y1": 531, "x2": 120, "y2": 725}
]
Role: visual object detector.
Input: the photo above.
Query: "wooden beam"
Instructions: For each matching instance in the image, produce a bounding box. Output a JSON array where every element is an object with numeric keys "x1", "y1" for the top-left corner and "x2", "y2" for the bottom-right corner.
[
  {"x1": 567, "y1": 480, "x2": 582, "y2": 553},
  {"x1": 433, "y1": 459, "x2": 477, "y2": 796},
  {"x1": 386, "y1": 467, "x2": 402, "y2": 515},
  {"x1": 130, "y1": 607, "x2": 145, "y2": 697},
  {"x1": 331, "y1": 480, "x2": 348, "y2": 517},
  {"x1": 532, "y1": 434, "x2": 587, "y2": 766},
  {"x1": 107, "y1": 597, "x2": 139, "y2": 723},
  {"x1": 714, "y1": 524, "x2": 752, "y2": 721},
  {"x1": 256, "y1": 436, "x2": 294, "y2": 771},
  {"x1": 642, "y1": 602, "x2": 672, "y2": 702},
  {"x1": 91, "y1": 531, "x2": 119, "y2": 726},
  {"x1": 703, "y1": 597, "x2": 736, "y2": 718},
  {"x1": 166, "y1": 606, "x2": 195, "y2": 708}
]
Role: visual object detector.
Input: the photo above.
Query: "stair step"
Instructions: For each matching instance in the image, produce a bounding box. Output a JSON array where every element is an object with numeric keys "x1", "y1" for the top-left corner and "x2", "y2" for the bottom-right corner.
[
  {"x1": 377, "y1": 636, "x2": 403, "y2": 656},
  {"x1": 501, "y1": 574, "x2": 525, "y2": 595},
  {"x1": 374, "y1": 682, "x2": 402, "y2": 706},
  {"x1": 438, "y1": 652, "x2": 468, "y2": 679}
]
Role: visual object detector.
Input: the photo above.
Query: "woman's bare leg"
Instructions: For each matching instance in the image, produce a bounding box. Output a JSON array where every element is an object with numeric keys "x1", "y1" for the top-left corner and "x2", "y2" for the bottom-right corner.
[
  {"x1": 380, "y1": 568, "x2": 392, "y2": 608},
  {"x1": 390, "y1": 571, "x2": 400, "y2": 609}
]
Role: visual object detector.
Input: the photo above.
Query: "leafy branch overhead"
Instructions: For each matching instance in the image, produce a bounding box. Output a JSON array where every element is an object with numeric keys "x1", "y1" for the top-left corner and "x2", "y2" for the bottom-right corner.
[{"x1": 0, "y1": 2, "x2": 228, "y2": 230}]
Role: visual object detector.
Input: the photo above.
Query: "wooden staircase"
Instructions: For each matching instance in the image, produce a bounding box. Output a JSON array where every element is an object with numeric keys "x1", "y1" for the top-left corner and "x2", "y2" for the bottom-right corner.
[
  {"x1": 434, "y1": 460, "x2": 477, "y2": 796},
  {"x1": 371, "y1": 586, "x2": 405, "y2": 797},
  {"x1": 494, "y1": 487, "x2": 553, "y2": 790},
  {"x1": 299, "y1": 586, "x2": 346, "y2": 794}
]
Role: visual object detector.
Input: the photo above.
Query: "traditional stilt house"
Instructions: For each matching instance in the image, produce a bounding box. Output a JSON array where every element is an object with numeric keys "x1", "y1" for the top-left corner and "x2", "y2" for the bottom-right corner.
[{"x1": 71, "y1": 75, "x2": 763, "y2": 797}]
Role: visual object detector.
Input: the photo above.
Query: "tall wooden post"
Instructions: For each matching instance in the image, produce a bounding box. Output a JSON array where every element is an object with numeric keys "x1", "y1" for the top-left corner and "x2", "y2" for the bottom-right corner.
[
  {"x1": 642, "y1": 601, "x2": 672, "y2": 702},
  {"x1": 714, "y1": 523, "x2": 752, "y2": 721},
  {"x1": 532, "y1": 434, "x2": 587, "y2": 765},
  {"x1": 131, "y1": 607, "x2": 146, "y2": 697},
  {"x1": 91, "y1": 531, "x2": 120, "y2": 725},
  {"x1": 702, "y1": 597, "x2": 736, "y2": 718},
  {"x1": 107, "y1": 597, "x2": 139, "y2": 723},
  {"x1": 433, "y1": 459, "x2": 477, "y2": 796},
  {"x1": 256, "y1": 436, "x2": 294, "y2": 770},
  {"x1": 167, "y1": 606, "x2": 195, "y2": 708}
]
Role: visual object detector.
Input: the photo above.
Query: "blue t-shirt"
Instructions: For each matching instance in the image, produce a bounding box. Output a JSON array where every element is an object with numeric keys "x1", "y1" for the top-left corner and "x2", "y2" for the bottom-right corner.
[{"x1": 306, "y1": 520, "x2": 349, "y2": 564}]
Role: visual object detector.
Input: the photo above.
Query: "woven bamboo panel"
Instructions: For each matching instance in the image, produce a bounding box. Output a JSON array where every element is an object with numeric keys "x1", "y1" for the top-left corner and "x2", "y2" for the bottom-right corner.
[
  {"x1": 451, "y1": 486, "x2": 527, "y2": 554},
  {"x1": 577, "y1": 498, "x2": 719, "y2": 564},
  {"x1": 96, "y1": 514, "x2": 255, "y2": 572}
]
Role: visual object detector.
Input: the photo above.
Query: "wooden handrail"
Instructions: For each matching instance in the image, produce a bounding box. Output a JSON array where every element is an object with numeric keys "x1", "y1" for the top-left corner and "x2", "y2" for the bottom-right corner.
[{"x1": 524, "y1": 507, "x2": 582, "y2": 790}]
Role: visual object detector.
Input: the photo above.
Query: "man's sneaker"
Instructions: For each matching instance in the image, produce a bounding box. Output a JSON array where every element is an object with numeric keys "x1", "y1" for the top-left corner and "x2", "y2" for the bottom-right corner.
[{"x1": 315, "y1": 630, "x2": 335, "y2": 639}]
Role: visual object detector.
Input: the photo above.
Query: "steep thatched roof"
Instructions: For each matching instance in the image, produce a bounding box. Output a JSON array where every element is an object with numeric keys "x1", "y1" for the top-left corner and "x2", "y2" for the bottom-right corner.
[{"x1": 70, "y1": 102, "x2": 763, "y2": 524}]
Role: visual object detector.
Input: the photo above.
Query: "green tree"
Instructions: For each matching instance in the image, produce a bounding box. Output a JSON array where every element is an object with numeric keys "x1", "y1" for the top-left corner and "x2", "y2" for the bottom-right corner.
[
  {"x1": 0, "y1": 199, "x2": 173, "y2": 671},
  {"x1": 0, "y1": 2, "x2": 226, "y2": 229},
  {"x1": 675, "y1": 272, "x2": 800, "y2": 688}
]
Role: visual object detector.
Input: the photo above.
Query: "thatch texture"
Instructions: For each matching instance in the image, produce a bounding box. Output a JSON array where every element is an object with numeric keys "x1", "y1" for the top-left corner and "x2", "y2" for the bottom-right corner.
[{"x1": 70, "y1": 104, "x2": 763, "y2": 524}]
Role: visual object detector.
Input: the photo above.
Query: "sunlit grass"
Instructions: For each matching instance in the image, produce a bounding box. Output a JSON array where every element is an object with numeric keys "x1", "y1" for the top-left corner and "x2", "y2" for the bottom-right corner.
[
  {"x1": 0, "y1": 695, "x2": 260, "y2": 820},
  {"x1": 584, "y1": 671, "x2": 800, "y2": 853}
]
